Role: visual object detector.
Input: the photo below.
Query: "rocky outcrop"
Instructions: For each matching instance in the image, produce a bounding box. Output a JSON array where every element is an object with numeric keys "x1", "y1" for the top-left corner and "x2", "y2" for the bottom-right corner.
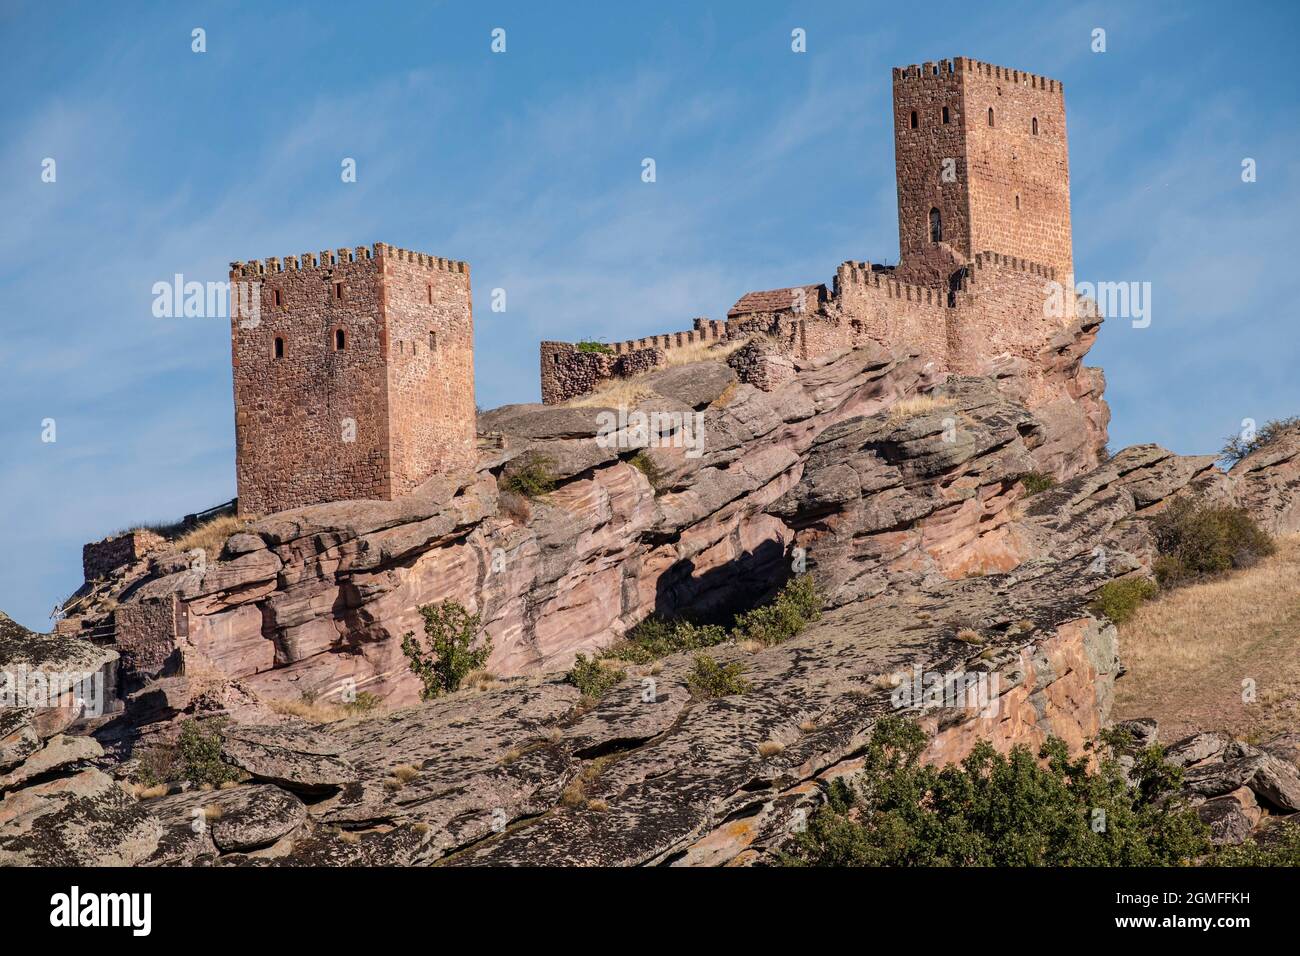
[
  {"x1": 64, "y1": 344, "x2": 942, "y2": 712},
  {"x1": 1119, "y1": 721, "x2": 1300, "y2": 846},
  {"x1": 0, "y1": 620, "x2": 161, "y2": 866}
]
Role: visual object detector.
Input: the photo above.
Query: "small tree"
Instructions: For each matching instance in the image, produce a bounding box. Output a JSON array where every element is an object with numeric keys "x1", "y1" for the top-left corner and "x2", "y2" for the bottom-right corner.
[{"x1": 401, "y1": 600, "x2": 492, "y2": 700}]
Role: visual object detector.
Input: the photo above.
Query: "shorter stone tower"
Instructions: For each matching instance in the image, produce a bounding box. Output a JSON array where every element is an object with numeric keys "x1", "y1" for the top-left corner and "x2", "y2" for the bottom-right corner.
[{"x1": 229, "y1": 242, "x2": 475, "y2": 516}]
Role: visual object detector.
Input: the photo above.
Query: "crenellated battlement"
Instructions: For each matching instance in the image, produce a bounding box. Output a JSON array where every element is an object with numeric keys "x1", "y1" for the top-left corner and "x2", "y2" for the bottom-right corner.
[
  {"x1": 606, "y1": 318, "x2": 727, "y2": 355},
  {"x1": 892, "y1": 56, "x2": 1062, "y2": 93},
  {"x1": 834, "y1": 261, "x2": 952, "y2": 308},
  {"x1": 230, "y1": 242, "x2": 469, "y2": 278}
]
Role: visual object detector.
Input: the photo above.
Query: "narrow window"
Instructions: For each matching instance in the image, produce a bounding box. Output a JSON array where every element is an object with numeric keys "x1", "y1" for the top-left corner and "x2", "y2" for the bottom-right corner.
[
  {"x1": 274, "y1": 337, "x2": 284, "y2": 360},
  {"x1": 1015, "y1": 194, "x2": 1020, "y2": 210},
  {"x1": 988, "y1": 107, "x2": 994, "y2": 127},
  {"x1": 333, "y1": 281, "x2": 344, "y2": 301},
  {"x1": 942, "y1": 106, "x2": 950, "y2": 124},
  {"x1": 1031, "y1": 116, "x2": 1039, "y2": 135},
  {"x1": 334, "y1": 328, "x2": 346, "y2": 350},
  {"x1": 427, "y1": 284, "x2": 434, "y2": 305},
  {"x1": 929, "y1": 208, "x2": 942, "y2": 243},
  {"x1": 272, "y1": 288, "x2": 282, "y2": 307},
  {"x1": 910, "y1": 110, "x2": 918, "y2": 129},
  {"x1": 428, "y1": 331, "x2": 436, "y2": 351}
]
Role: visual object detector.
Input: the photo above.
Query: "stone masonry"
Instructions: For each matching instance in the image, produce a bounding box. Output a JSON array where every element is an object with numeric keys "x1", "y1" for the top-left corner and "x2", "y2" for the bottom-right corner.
[
  {"x1": 539, "y1": 57, "x2": 1083, "y2": 406},
  {"x1": 230, "y1": 243, "x2": 475, "y2": 516}
]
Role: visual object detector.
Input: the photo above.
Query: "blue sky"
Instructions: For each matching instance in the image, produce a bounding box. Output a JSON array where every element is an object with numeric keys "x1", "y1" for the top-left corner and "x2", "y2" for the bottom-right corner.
[{"x1": 2, "y1": 0, "x2": 1297, "y2": 629}]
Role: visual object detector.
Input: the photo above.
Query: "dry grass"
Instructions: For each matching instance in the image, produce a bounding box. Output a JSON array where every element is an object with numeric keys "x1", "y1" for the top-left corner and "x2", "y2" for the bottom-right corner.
[
  {"x1": 888, "y1": 394, "x2": 955, "y2": 421},
  {"x1": 757, "y1": 740, "x2": 785, "y2": 757},
  {"x1": 265, "y1": 688, "x2": 385, "y2": 723},
  {"x1": 461, "y1": 670, "x2": 503, "y2": 693},
  {"x1": 585, "y1": 799, "x2": 609, "y2": 812},
  {"x1": 132, "y1": 783, "x2": 169, "y2": 800},
  {"x1": 798, "y1": 720, "x2": 818, "y2": 734},
  {"x1": 954, "y1": 628, "x2": 984, "y2": 645},
  {"x1": 337, "y1": 830, "x2": 362, "y2": 845},
  {"x1": 565, "y1": 377, "x2": 656, "y2": 409},
  {"x1": 1113, "y1": 535, "x2": 1300, "y2": 742},
  {"x1": 173, "y1": 515, "x2": 252, "y2": 560},
  {"x1": 393, "y1": 764, "x2": 420, "y2": 783},
  {"x1": 266, "y1": 696, "x2": 352, "y2": 723},
  {"x1": 562, "y1": 335, "x2": 758, "y2": 409},
  {"x1": 203, "y1": 804, "x2": 223, "y2": 822}
]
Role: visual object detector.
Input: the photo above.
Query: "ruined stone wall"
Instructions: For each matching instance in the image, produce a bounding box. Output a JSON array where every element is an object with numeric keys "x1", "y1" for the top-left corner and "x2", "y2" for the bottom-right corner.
[
  {"x1": 540, "y1": 319, "x2": 727, "y2": 404},
  {"x1": 113, "y1": 595, "x2": 182, "y2": 690},
  {"x1": 380, "y1": 248, "x2": 476, "y2": 495},
  {"x1": 231, "y1": 248, "x2": 391, "y2": 516},
  {"x1": 83, "y1": 530, "x2": 165, "y2": 582}
]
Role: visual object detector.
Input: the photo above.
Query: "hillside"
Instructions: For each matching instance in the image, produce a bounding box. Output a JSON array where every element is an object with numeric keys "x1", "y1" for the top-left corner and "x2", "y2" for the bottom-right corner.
[{"x1": 1114, "y1": 535, "x2": 1300, "y2": 742}]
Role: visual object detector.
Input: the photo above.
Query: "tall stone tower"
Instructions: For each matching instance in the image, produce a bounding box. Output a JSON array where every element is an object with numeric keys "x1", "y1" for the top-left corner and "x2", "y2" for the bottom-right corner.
[
  {"x1": 229, "y1": 243, "x2": 475, "y2": 516},
  {"x1": 891, "y1": 57, "x2": 1072, "y2": 287}
]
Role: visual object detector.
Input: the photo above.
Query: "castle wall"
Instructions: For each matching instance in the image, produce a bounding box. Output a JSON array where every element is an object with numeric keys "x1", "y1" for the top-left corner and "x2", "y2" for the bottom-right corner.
[
  {"x1": 83, "y1": 530, "x2": 165, "y2": 582},
  {"x1": 540, "y1": 320, "x2": 726, "y2": 404},
  {"x1": 232, "y1": 248, "x2": 392, "y2": 516},
  {"x1": 379, "y1": 247, "x2": 476, "y2": 495},
  {"x1": 954, "y1": 253, "x2": 1068, "y2": 370},
  {"x1": 829, "y1": 262, "x2": 953, "y2": 361}
]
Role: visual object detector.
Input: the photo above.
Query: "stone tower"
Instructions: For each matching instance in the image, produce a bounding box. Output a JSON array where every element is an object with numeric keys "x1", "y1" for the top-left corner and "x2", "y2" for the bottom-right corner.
[
  {"x1": 891, "y1": 57, "x2": 1072, "y2": 287},
  {"x1": 229, "y1": 243, "x2": 475, "y2": 516}
]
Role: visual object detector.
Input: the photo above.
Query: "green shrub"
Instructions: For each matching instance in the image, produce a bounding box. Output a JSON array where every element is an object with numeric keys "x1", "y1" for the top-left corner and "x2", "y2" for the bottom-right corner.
[
  {"x1": 1090, "y1": 577, "x2": 1158, "y2": 624},
  {"x1": 1213, "y1": 822, "x2": 1300, "y2": 866},
  {"x1": 1151, "y1": 497, "x2": 1274, "y2": 587},
  {"x1": 780, "y1": 717, "x2": 1208, "y2": 866},
  {"x1": 604, "y1": 576, "x2": 821, "y2": 665},
  {"x1": 732, "y1": 574, "x2": 821, "y2": 646},
  {"x1": 567, "y1": 653, "x2": 626, "y2": 699},
  {"x1": 401, "y1": 600, "x2": 493, "y2": 700},
  {"x1": 607, "y1": 618, "x2": 728, "y2": 664},
  {"x1": 177, "y1": 718, "x2": 239, "y2": 786},
  {"x1": 686, "y1": 653, "x2": 751, "y2": 698},
  {"x1": 1220, "y1": 416, "x2": 1300, "y2": 465},
  {"x1": 1019, "y1": 471, "x2": 1057, "y2": 495},
  {"x1": 575, "y1": 340, "x2": 613, "y2": 354},
  {"x1": 500, "y1": 457, "x2": 556, "y2": 498}
]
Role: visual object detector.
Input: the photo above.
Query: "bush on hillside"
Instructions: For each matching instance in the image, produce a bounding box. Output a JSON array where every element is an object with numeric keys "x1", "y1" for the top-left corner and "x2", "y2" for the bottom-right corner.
[
  {"x1": 401, "y1": 600, "x2": 492, "y2": 700},
  {"x1": 1151, "y1": 498, "x2": 1274, "y2": 587},
  {"x1": 780, "y1": 717, "x2": 1208, "y2": 866}
]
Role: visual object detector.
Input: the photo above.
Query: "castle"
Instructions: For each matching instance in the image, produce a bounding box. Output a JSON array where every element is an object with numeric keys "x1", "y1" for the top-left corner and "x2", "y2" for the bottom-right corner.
[
  {"x1": 540, "y1": 56, "x2": 1083, "y2": 405},
  {"x1": 229, "y1": 57, "x2": 1083, "y2": 513}
]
